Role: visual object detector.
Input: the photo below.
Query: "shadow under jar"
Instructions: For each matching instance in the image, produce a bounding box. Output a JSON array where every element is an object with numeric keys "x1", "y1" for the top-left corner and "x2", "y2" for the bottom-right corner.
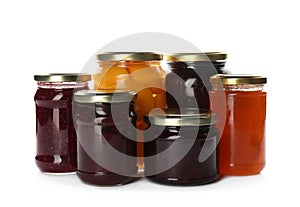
[
  {"x1": 73, "y1": 90, "x2": 138, "y2": 186},
  {"x1": 163, "y1": 52, "x2": 228, "y2": 110},
  {"x1": 34, "y1": 73, "x2": 91, "y2": 173},
  {"x1": 144, "y1": 109, "x2": 219, "y2": 186},
  {"x1": 210, "y1": 75, "x2": 267, "y2": 175}
]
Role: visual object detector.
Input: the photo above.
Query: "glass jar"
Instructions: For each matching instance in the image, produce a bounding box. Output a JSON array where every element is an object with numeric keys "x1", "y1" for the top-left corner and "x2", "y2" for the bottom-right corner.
[
  {"x1": 162, "y1": 52, "x2": 228, "y2": 110},
  {"x1": 73, "y1": 90, "x2": 138, "y2": 186},
  {"x1": 94, "y1": 52, "x2": 165, "y2": 171},
  {"x1": 210, "y1": 75, "x2": 267, "y2": 175},
  {"x1": 144, "y1": 109, "x2": 219, "y2": 185},
  {"x1": 34, "y1": 73, "x2": 91, "y2": 173}
]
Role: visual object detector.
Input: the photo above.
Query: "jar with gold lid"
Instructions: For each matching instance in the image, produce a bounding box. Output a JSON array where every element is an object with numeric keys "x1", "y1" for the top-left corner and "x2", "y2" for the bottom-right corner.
[
  {"x1": 94, "y1": 52, "x2": 165, "y2": 171},
  {"x1": 162, "y1": 52, "x2": 228, "y2": 110},
  {"x1": 34, "y1": 73, "x2": 91, "y2": 173},
  {"x1": 210, "y1": 74, "x2": 267, "y2": 175},
  {"x1": 73, "y1": 89, "x2": 138, "y2": 186},
  {"x1": 144, "y1": 108, "x2": 219, "y2": 185}
]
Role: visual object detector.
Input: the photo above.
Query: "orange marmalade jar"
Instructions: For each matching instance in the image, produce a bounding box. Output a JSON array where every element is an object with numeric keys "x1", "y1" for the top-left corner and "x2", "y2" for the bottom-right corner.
[
  {"x1": 94, "y1": 52, "x2": 165, "y2": 171},
  {"x1": 209, "y1": 75, "x2": 267, "y2": 175}
]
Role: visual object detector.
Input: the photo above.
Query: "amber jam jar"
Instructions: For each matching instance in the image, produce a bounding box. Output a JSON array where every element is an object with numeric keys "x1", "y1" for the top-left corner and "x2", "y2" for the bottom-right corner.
[
  {"x1": 144, "y1": 109, "x2": 219, "y2": 186},
  {"x1": 162, "y1": 52, "x2": 228, "y2": 110},
  {"x1": 210, "y1": 75, "x2": 267, "y2": 175},
  {"x1": 34, "y1": 73, "x2": 91, "y2": 173},
  {"x1": 73, "y1": 90, "x2": 138, "y2": 186},
  {"x1": 95, "y1": 52, "x2": 165, "y2": 171}
]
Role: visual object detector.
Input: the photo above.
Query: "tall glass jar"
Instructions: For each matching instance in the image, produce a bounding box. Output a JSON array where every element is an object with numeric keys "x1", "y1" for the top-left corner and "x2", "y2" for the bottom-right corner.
[
  {"x1": 73, "y1": 90, "x2": 138, "y2": 186},
  {"x1": 144, "y1": 109, "x2": 219, "y2": 185},
  {"x1": 210, "y1": 75, "x2": 267, "y2": 175},
  {"x1": 162, "y1": 52, "x2": 228, "y2": 110},
  {"x1": 94, "y1": 52, "x2": 165, "y2": 171},
  {"x1": 34, "y1": 73, "x2": 91, "y2": 173}
]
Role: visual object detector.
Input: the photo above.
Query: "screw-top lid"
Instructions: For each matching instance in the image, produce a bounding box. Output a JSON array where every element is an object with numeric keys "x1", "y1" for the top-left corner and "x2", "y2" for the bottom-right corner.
[
  {"x1": 163, "y1": 52, "x2": 227, "y2": 62},
  {"x1": 210, "y1": 74, "x2": 267, "y2": 85},
  {"x1": 144, "y1": 108, "x2": 217, "y2": 126},
  {"x1": 34, "y1": 73, "x2": 91, "y2": 82},
  {"x1": 73, "y1": 89, "x2": 136, "y2": 103},
  {"x1": 97, "y1": 52, "x2": 163, "y2": 61}
]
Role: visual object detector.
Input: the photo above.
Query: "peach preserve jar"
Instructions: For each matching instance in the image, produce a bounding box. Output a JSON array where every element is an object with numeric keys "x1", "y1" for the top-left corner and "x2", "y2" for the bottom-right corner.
[{"x1": 94, "y1": 52, "x2": 165, "y2": 171}]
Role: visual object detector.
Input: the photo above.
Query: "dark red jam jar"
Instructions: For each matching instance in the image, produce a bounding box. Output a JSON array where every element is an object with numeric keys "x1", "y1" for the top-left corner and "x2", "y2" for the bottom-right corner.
[
  {"x1": 73, "y1": 90, "x2": 138, "y2": 186},
  {"x1": 144, "y1": 109, "x2": 219, "y2": 186},
  {"x1": 34, "y1": 73, "x2": 91, "y2": 173},
  {"x1": 162, "y1": 52, "x2": 228, "y2": 110}
]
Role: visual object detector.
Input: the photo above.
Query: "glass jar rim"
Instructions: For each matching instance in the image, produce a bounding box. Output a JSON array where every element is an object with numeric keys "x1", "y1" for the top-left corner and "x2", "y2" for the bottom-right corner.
[
  {"x1": 210, "y1": 74, "x2": 267, "y2": 85},
  {"x1": 34, "y1": 73, "x2": 91, "y2": 82},
  {"x1": 163, "y1": 52, "x2": 227, "y2": 62},
  {"x1": 74, "y1": 89, "x2": 136, "y2": 103},
  {"x1": 144, "y1": 108, "x2": 217, "y2": 126},
  {"x1": 97, "y1": 52, "x2": 162, "y2": 61}
]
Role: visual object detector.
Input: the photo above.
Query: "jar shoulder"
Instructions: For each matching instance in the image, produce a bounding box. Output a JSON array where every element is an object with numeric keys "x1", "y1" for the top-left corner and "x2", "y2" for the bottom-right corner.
[{"x1": 34, "y1": 88, "x2": 76, "y2": 101}]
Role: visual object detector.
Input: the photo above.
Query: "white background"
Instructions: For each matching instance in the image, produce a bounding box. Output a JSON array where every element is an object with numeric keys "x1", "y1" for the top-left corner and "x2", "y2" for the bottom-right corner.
[{"x1": 0, "y1": 0, "x2": 299, "y2": 206}]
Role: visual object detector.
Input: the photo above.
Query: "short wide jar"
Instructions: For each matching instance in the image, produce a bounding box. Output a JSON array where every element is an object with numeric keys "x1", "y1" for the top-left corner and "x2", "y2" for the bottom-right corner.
[
  {"x1": 144, "y1": 109, "x2": 219, "y2": 185},
  {"x1": 210, "y1": 75, "x2": 267, "y2": 175},
  {"x1": 34, "y1": 73, "x2": 91, "y2": 173},
  {"x1": 73, "y1": 90, "x2": 138, "y2": 186}
]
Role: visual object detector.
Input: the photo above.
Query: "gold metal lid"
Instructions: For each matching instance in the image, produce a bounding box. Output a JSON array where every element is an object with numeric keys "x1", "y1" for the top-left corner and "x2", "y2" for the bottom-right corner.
[
  {"x1": 34, "y1": 73, "x2": 91, "y2": 82},
  {"x1": 144, "y1": 108, "x2": 217, "y2": 126},
  {"x1": 97, "y1": 52, "x2": 163, "y2": 61},
  {"x1": 210, "y1": 74, "x2": 267, "y2": 85},
  {"x1": 163, "y1": 52, "x2": 227, "y2": 62},
  {"x1": 74, "y1": 89, "x2": 136, "y2": 103}
]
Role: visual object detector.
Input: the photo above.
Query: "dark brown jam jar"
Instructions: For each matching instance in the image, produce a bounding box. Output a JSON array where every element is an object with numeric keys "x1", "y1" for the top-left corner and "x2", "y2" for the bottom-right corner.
[
  {"x1": 144, "y1": 109, "x2": 219, "y2": 186},
  {"x1": 34, "y1": 73, "x2": 91, "y2": 173},
  {"x1": 73, "y1": 90, "x2": 138, "y2": 186},
  {"x1": 163, "y1": 52, "x2": 228, "y2": 110}
]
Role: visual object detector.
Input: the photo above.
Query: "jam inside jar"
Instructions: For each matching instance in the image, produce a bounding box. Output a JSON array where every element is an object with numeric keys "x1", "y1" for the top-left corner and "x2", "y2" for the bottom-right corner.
[
  {"x1": 144, "y1": 109, "x2": 219, "y2": 185},
  {"x1": 162, "y1": 52, "x2": 228, "y2": 110},
  {"x1": 210, "y1": 75, "x2": 267, "y2": 175},
  {"x1": 34, "y1": 73, "x2": 90, "y2": 173},
  {"x1": 74, "y1": 90, "x2": 138, "y2": 186}
]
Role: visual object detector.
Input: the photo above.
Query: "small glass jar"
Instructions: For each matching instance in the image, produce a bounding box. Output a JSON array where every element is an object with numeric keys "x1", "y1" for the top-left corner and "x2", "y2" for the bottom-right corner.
[
  {"x1": 210, "y1": 75, "x2": 267, "y2": 175},
  {"x1": 34, "y1": 73, "x2": 91, "y2": 173},
  {"x1": 162, "y1": 52, "x2": 228, "y2": 110},
  {"x1": 95, "y1": 52, "x2": 165, "y2": 171},
  {"x1": 73, "y1": 90, "x2": 138, "y2": 186},
  {"x1": 144, "y1": 109, "x2": 219, "y2": 185}
]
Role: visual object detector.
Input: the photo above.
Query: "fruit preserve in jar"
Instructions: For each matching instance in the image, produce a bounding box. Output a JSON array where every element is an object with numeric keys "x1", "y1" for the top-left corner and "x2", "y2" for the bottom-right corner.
[
  {"x1": 34, "y1": 73, "x2": 91, "y2": 173},
  {"x1": 144, "y1": 109, "x2": 219, "y2": 185},
  {"x1": 163, "y1": 52, "x2": 228, "y2": 110},
  {"x1": 94, "y1": 52, "x2": 165, "y2": 171},
  {"x1": 74, "y1": 90, "x2": 138, "y2": 186},
  {"x1": 210, "y1": 75, "x2": 267, "y2": 175}
]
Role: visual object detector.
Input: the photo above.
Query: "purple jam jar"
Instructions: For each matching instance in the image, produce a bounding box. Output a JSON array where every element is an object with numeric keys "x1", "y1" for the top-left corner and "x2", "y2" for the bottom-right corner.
[
  {"x1": 73, "y1": 90, "x2": 138, "y2": 186},
  {"x1": 144, "y1": 109, "x2": 219, "y2": 185},
  {"x1": 34, "y1": 73, "x2": 91, "y2": 173},
  {"x1": 162, "y1": 52, "x2": 228, "y2": 110}
]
